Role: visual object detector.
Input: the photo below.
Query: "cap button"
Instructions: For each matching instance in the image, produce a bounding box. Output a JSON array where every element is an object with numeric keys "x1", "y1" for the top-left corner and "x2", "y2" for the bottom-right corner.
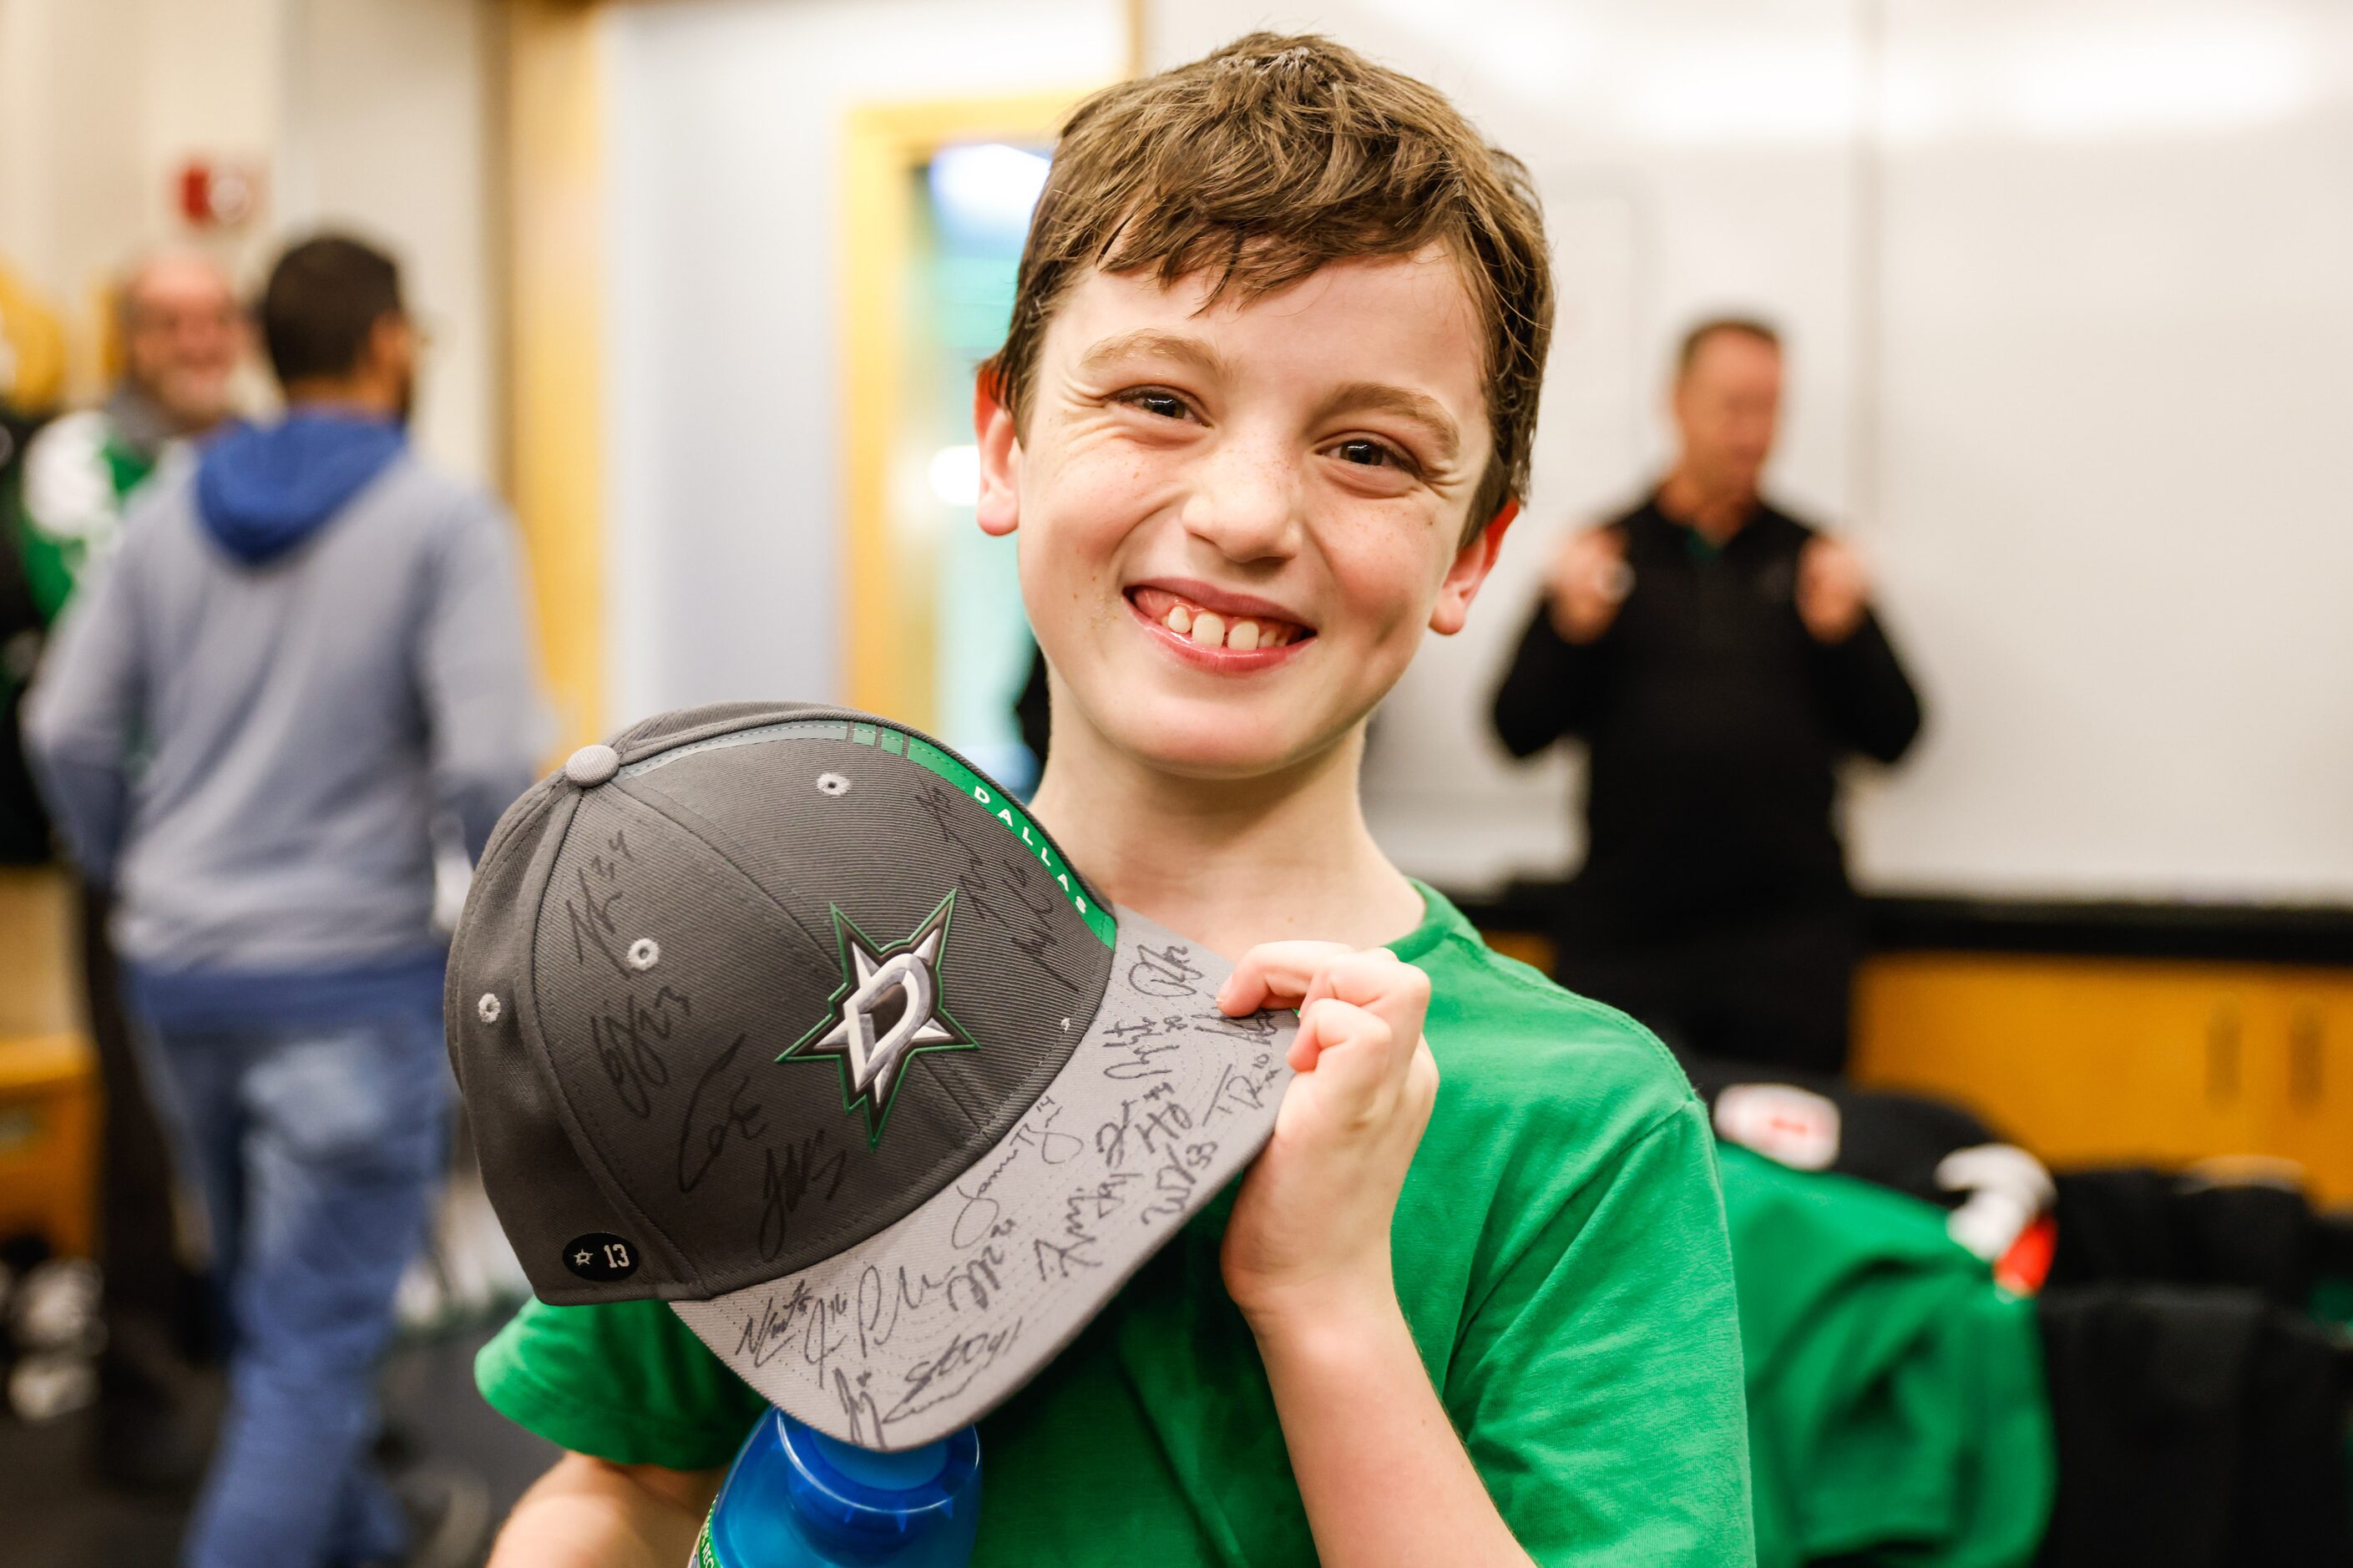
[{"x1": 564, "y1": 743, "x2": 620, "y2": 787}]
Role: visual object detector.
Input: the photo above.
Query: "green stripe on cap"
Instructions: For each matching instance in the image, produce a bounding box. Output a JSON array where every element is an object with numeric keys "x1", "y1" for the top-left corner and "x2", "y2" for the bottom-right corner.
[{"x1": 905, "y1": 736, "x2": 1116, "y2": 948}]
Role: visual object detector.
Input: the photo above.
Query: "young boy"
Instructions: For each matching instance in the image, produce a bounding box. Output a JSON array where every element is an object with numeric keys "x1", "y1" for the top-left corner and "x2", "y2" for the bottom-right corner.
[{"x1": 478, "y1": 34, "x2": 1752, "y2": 1565}]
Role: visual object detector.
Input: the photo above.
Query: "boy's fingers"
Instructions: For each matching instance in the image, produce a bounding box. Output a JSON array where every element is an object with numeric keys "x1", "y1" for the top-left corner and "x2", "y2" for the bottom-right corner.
[
  {"x1": 1218, "y1": 940, "x2": 1355, "y2": 1014},
  {"x1": 1224, "y1": 945, "x2": 1431, "y2": 1092},
  {"x1": 1313, "y1": 948, "x2": 1430, "y2": 1076},
  {"x1": 1295, "y1": 997, "x2": 1394, "y2": 1098}
]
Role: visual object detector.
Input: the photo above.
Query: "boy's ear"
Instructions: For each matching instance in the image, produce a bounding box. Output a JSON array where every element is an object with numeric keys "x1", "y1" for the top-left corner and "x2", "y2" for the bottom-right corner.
[
  {"x1": 1429, "y1": 498, "x2": 1518, "y2": 636},
  {"x1": 974, "y1": 363, "x2": 1020, "y2": 539}
]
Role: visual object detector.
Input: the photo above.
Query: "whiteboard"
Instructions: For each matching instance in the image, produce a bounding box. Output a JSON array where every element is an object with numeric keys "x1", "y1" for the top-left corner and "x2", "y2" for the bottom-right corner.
[{"x1": 1850, "y1": 1, "x2": 2353, "y2": 904}]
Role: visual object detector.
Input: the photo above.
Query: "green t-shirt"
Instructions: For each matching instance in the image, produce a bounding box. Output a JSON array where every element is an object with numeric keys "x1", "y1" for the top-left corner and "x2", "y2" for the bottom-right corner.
[
  {"x1": 1719, "y1": 1146, "x2": 2052, "y2": 1568},
  {"x1": 476, "y1": 888, "x2": 1756, "y2": 1565}
]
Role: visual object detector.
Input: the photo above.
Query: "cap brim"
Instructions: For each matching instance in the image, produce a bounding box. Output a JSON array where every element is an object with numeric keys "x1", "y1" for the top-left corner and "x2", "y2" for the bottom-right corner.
[{"x1": 671, "y1": 908, "x2": 1295, "y2": 1449}]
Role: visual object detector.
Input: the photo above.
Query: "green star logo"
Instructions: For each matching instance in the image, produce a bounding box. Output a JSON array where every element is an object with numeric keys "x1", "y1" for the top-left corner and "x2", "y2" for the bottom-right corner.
[{"x1": 780, "y1": 892, "x2": 973, "y2": 1144}]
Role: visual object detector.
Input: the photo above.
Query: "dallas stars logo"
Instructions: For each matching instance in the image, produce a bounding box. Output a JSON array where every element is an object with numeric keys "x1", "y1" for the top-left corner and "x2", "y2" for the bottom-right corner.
[{"x1": 781, "y1": 892, "x2": 972, "y2": 1144}]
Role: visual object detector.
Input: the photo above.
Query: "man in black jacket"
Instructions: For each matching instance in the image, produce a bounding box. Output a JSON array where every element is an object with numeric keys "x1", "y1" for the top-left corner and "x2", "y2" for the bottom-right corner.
[{"x1": 1491, "y1": 318, "x2": 1921, "y2": 1074}]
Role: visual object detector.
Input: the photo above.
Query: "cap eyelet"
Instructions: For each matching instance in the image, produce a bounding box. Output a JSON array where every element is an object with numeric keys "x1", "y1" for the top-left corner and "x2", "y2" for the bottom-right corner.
[
  {"x1": 564, "y1": 743, "x2": 621, "y2": 787},
  {"x1": 477, "y1": 993, "x2": 503, "y2": 1024},
  {"x1": 815, "y1": 772, "x2": 851, "y2": 797},
  {"x1": 626, "y1": 938, "x2": 660, "y2": 971}
]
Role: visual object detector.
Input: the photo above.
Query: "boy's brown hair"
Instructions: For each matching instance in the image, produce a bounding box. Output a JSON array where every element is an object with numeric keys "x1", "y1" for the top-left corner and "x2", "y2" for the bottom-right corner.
[{"x1": 989, "y1": 33, "x2": 1555, "y2": 535}]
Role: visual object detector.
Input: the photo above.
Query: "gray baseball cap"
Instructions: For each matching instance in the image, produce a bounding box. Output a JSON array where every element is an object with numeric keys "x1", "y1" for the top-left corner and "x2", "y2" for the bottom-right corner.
[{"x1": 448, "y1": 701, "x2": 1295, "y2": 1450}]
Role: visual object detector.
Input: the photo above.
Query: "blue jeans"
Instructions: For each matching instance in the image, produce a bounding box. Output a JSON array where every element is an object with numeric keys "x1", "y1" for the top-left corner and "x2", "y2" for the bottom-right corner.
[{"x1": 136, "y1": 998, "x2": 449, "y2": 1568}]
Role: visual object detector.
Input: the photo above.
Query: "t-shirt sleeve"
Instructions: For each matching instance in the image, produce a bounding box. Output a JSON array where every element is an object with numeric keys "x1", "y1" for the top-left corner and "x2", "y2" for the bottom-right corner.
[
  {"x1": 1447, "y1": 1100, "x2": 1757, "y2": 1566},
  {"x1": 476, "y1": 1297, "x2": 769, "y2": 1472}
]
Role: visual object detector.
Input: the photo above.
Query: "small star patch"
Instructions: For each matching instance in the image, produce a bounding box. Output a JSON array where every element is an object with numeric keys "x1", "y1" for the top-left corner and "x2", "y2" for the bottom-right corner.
[{"x1": 562, "y1": 1233, "x2": 640, "y2": 1282}]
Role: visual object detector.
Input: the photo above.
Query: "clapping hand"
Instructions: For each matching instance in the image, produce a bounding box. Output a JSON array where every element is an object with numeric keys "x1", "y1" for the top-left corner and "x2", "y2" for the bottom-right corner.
[
  {"x1": 1797, "y1": 535, "x2": 1871, "y2": 644},
  {"x1": 1544, "y1": 525, "x2": 1632, "y2": 645}
]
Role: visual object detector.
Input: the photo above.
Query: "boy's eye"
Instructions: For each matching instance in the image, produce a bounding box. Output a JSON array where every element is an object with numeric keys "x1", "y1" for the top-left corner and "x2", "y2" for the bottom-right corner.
[
  {"x1": 1120, "y1": 389, "x2": 1193, "y2": 421},
  {"x1": 1334, "y1": 438, "x2": 1405, "y2": 470}
]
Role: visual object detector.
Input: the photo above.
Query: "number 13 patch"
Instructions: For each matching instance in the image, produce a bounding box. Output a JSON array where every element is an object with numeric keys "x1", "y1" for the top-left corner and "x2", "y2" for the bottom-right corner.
[{"x1": 563, "y1": 1232, "x2": 641, "y2": 1282}]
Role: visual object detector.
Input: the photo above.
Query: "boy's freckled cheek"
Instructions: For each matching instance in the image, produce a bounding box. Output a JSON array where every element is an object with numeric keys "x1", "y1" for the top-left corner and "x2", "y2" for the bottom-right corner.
[{"x1": 1324, "y1": 524, "x2": 1442, "y2": 623}]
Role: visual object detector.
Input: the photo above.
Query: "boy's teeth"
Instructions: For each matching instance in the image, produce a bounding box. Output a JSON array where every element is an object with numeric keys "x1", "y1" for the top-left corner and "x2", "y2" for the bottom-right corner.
[{"x1": 1146, "y1": 589, "x2": 1303, "y2": 650}]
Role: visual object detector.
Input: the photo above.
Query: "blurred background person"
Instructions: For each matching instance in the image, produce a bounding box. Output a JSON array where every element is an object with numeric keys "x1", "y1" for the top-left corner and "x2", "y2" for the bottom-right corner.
[
  {"x1": 23, "y1": 233, "x2": 539, "y2": 1568},
  {"x1": 4, "y1": 248, "x2": 245, "y2": 1487},
  {"x1": 13, "y1": 250, "x2": 244, "y2": 619},
  {"x1": 1490, "y1": 318, "x2": 1922, "y2": 1075}
]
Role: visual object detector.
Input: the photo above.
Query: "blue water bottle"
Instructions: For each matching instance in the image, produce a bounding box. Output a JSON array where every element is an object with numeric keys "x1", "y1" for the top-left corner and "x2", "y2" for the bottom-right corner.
[{"x1": 693, "y1": 1409, "x2": 981, "y2": 1567}]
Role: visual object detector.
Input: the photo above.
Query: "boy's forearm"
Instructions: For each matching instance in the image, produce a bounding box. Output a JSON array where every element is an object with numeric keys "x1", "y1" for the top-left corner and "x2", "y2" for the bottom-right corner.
[
  {"x1": 489, "y1": 1453, "x2": 721, "y2": 1568},
  {"x1": 1254, "y1": 1295, "x2": 1535, "y2": 1568}
]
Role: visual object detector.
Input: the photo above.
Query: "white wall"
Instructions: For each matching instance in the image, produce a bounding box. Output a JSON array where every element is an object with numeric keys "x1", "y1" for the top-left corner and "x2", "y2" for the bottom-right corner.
[
  {"x1": 0, "y1": 0, "x2": 500, "y2": 484},
  {"x1": 602, "y1": 0, "x2": 1127, "y2": 726},
  {"x1": 278, "y1": 0, "x2": 501, "y2": 486},
  {"x1": 1852, "y1": 1, "x2": 2353, "y2": 903},
  {"x1": 0, "y1": 0, "x2": 281, "y2": 392},
  {"x1": 1153, "y1": 1, "x2": 2353, "y2": 903}
]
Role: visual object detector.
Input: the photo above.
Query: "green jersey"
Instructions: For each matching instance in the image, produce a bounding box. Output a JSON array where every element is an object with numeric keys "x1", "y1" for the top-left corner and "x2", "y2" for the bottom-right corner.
[
  {"x1": 1722, "y1": 1146, "x2": 2053, "y2": 1568},
  {"x1": 478, "y1": 888, "x2": 1756, "y2": 1565},
  {"x1": 11, "y1": 404, "x2": 164, "y2": 624}
]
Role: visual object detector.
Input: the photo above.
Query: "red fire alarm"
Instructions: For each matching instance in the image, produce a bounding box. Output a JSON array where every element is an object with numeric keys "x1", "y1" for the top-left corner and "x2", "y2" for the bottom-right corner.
[{"x1": 177, "y1": 159, "x2": 262, "y2": 229}]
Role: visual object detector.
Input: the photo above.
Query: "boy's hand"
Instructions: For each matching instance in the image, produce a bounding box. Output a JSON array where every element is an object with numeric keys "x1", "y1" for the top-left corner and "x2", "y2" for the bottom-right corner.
[{"x1": 1214, "y1": 943, "x2": 1440, "y2": 1333}]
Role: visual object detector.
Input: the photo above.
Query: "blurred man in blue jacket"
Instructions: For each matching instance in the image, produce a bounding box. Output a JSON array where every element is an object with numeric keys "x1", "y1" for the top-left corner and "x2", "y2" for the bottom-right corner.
[{"x1": 26, "y1": 234, "x2": 541, "y2": 1568}]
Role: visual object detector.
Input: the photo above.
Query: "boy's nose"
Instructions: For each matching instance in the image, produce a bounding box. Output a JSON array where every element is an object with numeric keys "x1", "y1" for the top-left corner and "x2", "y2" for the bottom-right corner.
[{"x1": 1179, "y1": 441, "x2": 1303, "y2": 563}]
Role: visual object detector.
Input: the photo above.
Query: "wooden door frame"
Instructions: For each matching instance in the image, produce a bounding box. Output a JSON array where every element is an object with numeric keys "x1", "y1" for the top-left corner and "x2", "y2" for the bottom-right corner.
[
  {"x1": 836, "y1": 89, "x2": 1097, "y2": 726},
  {"x1": 502, "y1": 0, "x2": 608, "y2": 754}
]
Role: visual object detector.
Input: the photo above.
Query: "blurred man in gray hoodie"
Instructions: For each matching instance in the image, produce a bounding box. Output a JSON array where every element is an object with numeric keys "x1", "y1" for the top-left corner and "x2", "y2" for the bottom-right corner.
[
  {"x1": 7, "y1": 248, "x2": 245, "y2": 1488},
  {"x1": 27, "y1": 234, "x2": 540, "y2": 1568}
]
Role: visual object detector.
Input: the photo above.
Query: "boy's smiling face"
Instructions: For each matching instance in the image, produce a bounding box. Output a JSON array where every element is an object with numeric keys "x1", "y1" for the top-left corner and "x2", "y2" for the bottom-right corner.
[{"x1": 977, "y1": 248, "x2": 1510, "y2": 781}]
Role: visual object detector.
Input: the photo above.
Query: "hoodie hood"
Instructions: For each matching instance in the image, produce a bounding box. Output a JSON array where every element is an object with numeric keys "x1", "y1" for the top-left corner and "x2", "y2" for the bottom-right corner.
[{"x1": 194, "y1": 411, "x2": 406, "y2": 564}]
